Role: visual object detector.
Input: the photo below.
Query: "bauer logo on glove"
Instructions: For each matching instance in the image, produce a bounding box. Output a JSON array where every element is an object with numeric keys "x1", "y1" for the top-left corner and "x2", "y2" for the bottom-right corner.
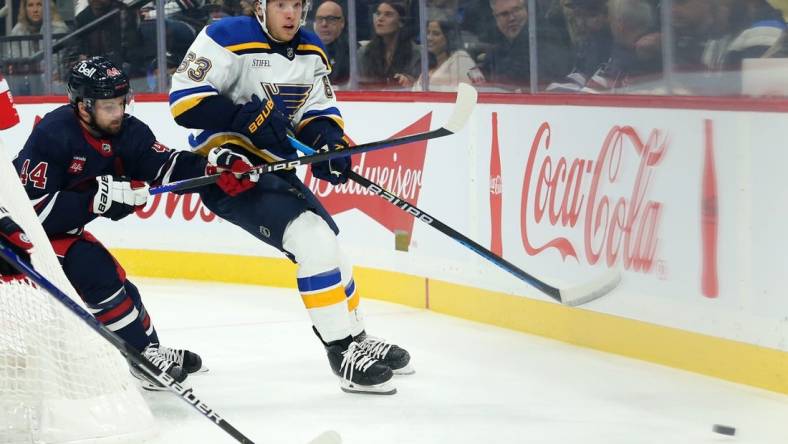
[
  {"x1": 247, "y1": 98, "x2": 274, "y2": 134},
  {"x1": 92, "y1": 175, "x2": 150, "y2": 221}
]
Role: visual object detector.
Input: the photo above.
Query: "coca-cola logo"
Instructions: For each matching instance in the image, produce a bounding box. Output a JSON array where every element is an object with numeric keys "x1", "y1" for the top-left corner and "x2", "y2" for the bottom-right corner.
[
  {"x1": 521, "y1": 122, "x2": 667, "y2": 272},
  {"x1": 305, "y1": 114, "x2": 432, "y2": 234}
]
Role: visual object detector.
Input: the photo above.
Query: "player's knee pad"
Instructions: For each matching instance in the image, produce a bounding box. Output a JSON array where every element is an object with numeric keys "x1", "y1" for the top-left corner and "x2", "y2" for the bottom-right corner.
[{"x1": 282, "y1": 210, "x2": 340, "y2": 276}]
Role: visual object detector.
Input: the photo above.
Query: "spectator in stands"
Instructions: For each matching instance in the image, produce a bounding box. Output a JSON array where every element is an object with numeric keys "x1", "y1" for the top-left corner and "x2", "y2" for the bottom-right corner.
[
  {"x1": 358, "y1": 1, "x2": 421, "y2": 89},
  {"x1": 428, "y1": 0, "x2": 460, "y2": 22},
  {"x1": 578, "y1": 0, "x2": 661, "y2": 93},
  {"x1": 4, "y1": 0, "x2": 69, "y2": 95},
  {"x1": 477, "y1": 0, "x2": 569, "y2": 91},
  {"x1": 69, "y1": 0, "x2": 144, "y2": 77},
  {"x1": 412, "y1": 19, "x2": 477, "y2": 91},
  {"x1": 546, "y1": 0, "x2": 612, "y2": 92},
  {"x1": 724, "y1": 0, "x2": 787, "y2": 69},
  {"x1": 314, "y1": 0, "x2": 350, "y2": 85},
  {"x1": 144, "y1": 51, "x2": 182, "y2": 91},
  {"x1": 9, "y1": 0, "x2": 69, "y2": 57}
]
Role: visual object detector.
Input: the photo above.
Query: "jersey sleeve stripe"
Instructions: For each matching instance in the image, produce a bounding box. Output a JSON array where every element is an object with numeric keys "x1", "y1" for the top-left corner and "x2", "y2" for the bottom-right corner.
[
  {"x1": 189, "y1": 131, "x2": 280, "y2": 163},
  {"x1": 36, "y1": 191, "x2": 59, "y2": 224},
  {"x1": 296, "y1": 44, "x2": 331, "y2": 71},
  {"x1": 170, "y1": 91, "x2": 219, "y2": 118},
  {"x1": 169, "y1": 85, "x2": 218, "y2": 104},
  {"x1": 297, "y1": 114, "x2": 345, "y2": 133}
]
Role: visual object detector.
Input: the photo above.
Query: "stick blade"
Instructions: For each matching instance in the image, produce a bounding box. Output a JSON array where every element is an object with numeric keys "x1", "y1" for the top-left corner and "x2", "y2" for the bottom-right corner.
[
  {"x1": 559, "y1": 269, "x2": 621, "y2": 307},
  {"x1": 307, "y1": 430, "x2": 342, "y2": 444},
  {"x1": 443, "y1": 83, "x2": 478, "y2": 134}
]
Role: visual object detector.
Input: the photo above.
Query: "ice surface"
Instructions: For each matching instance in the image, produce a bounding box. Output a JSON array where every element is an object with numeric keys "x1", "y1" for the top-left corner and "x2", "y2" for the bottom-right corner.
[{"x1": 133, "y1": 278, "x2": 788, "y2": 444}]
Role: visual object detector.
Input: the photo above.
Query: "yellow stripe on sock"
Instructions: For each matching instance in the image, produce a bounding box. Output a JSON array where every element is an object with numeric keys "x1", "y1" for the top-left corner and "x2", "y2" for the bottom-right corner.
[
  {"x1": 347, "y1": 290, "x2": 360, "y2": 312},
  {"x1": 301, "y1": 286, "x2": 347, "y2": 309}
]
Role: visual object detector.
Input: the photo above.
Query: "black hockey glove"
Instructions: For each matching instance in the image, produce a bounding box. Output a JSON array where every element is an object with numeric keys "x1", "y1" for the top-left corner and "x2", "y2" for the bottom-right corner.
[
  {"x1": 300, "y1": 120, "x2": 352, "y2": 185},
  {"x1": 231, "y1": 95, "x2": 293, "y2": 158},
  {"x1": 92, "y1": 175, "x2": 150, "y2": 221},
  {"x1": 0, "y1": 207, "x2": 34, "y2": 278}
]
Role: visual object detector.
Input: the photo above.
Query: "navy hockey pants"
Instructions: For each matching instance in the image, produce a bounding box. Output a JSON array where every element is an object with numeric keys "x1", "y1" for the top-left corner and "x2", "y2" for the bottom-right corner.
[
  {"x1": 54, "y1": 232, "x2": 158, "y2": 352},
  {"x1": 199, "y1": 170, "x2": 338, "y2": 257}
]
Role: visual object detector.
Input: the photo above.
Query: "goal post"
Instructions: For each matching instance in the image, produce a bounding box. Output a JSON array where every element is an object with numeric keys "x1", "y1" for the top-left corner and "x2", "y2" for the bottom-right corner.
[{"x1": 0, "y1": 138, "x2": 156, "y2": 444}]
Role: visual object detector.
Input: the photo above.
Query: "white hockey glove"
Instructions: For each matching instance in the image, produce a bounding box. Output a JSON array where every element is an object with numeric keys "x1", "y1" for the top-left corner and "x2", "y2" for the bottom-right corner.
[
  {"x1": 206, "y1": 146, "x2": 259, "y2": 196},
  {"x1": 92, "y1": 175, "x2": 149, "y2": 221}
]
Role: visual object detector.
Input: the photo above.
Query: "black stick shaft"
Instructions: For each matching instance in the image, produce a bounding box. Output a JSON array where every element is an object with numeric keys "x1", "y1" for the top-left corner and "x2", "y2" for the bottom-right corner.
[
  {"x1": 346, "y1": 171, "x2": 562, "y2": 302},
  {"x1": 150, "y1": 128, "x2": 451, "y2": 195}
]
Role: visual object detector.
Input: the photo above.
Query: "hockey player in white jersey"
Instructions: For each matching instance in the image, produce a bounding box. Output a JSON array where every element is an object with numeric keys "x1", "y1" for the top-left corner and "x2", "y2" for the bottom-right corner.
[{"x1": 169, "y1": 0, "x2": 412, "y2": 394}]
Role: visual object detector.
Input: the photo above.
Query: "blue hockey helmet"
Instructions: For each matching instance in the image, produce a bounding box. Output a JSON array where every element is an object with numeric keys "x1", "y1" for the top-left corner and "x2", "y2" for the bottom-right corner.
[{"x1": 67, "y1": 56, "x2": 130, "y2": 109}]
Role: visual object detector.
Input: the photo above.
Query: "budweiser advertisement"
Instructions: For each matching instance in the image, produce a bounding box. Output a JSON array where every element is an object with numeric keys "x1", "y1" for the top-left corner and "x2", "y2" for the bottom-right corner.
[{"x1": 6, "y1": 100, "x2": 788, "y2": 350}]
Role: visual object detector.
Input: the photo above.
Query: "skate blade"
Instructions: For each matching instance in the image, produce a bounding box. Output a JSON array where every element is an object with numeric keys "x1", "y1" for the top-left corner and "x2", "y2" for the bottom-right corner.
[
  {"x1": 392, "y1": 363, "x2": 415, "y2": 375},
  {"x1": 190, "y1": 366, "x2": 209, "y2": 374},
  {"x1": 339, "y1": 379, "x2": 397, "y2": 395}
]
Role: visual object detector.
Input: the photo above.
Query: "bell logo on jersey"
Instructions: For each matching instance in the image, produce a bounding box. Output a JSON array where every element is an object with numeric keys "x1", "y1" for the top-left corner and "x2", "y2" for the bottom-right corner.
[
  {"x1": 68, "y1": 156, "x2": 87, "y2": 174},
  {"x1": 247, "y1": 98, "x2": 274, "y2": 134}
]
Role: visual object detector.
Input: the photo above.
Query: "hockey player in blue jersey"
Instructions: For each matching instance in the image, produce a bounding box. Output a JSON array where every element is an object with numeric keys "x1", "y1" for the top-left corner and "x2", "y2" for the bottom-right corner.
[
  {"x1": 169, "y1": 0, "x2": 412, "y2": 394},
  {"x1": 12, "y1": 56, "x2": 258, "y2": 390}
]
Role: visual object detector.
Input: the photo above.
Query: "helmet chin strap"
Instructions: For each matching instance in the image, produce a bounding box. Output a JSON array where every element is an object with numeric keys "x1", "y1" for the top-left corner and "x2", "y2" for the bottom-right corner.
[{"x1": 256, "y1": 11, "x2": 298, "y2": 43}]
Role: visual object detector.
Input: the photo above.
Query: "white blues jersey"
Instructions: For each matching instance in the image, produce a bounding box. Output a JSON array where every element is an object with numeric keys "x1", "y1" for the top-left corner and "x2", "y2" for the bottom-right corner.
[{"x1": 169, "y1": 15, "x2": 343, "y2": 162}]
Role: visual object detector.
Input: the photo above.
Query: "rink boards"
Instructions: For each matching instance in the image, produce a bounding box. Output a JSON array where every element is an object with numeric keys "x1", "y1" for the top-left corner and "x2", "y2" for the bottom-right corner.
[{"x1": 3, "y1": 93, "x2": 788, "y2": 393}]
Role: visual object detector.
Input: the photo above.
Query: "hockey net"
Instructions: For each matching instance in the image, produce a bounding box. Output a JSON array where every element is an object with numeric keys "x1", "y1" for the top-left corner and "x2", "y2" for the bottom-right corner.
[{"x1": 0, "y1": 139, "x2": 155, "y2": 443}]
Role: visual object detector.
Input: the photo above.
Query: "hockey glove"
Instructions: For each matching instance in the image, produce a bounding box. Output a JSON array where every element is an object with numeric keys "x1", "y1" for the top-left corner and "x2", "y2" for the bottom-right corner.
[
  {"x1": 92, "y1": 175, "x2": 149, "y2": 221},
  {"x1": 231, "y1": 95, "x2": 293, "y2": 158},
  {"x1": 206, "y1": 146, "x2": 259, "y2": 196},
  {"x1": 0, "y1": 207, "x2": 34, "y2": 278},
  {"x1": 299, "y1": 119, "x2": 351, "y2": 185},
  {"x1": 311, "y1": 138, "x2": 351, "y2": 185}
]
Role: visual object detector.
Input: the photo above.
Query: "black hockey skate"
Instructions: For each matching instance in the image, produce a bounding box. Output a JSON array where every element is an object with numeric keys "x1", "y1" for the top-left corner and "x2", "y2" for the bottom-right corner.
[
  {"x1": 354, "y1": 331, "x2": 414, "y2": 375},
  {"x1": 158, "y1": 344, "x2": 206, "y2": 373},
  {"x1": 129, "y1": 344, "x2": 187, "y2": 391},
  {"x1": 315, "y1": 328, "x2": 395, "y2": 395}
]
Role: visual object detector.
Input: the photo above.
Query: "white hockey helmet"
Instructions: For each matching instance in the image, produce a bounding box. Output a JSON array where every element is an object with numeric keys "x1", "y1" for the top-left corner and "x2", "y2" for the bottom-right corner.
[{"x1": 254, "y1": 0, "x2": 312, "y2": 41}]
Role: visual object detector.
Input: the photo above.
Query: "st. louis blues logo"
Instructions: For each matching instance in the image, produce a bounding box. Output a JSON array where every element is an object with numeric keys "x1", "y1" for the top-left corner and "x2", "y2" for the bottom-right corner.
[{"x1": 261, "y1": 83, "x2": 313, "y2": 121}]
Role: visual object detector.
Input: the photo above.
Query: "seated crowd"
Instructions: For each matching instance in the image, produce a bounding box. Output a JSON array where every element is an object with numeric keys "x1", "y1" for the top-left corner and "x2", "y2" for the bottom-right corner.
[{"x1": 1, "y1": 0, "x2": 787, "y2": 95}]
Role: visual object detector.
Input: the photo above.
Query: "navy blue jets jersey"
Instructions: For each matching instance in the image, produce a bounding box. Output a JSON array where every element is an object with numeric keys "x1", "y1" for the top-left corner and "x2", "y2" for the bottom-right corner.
[{"x1": 13, "y1": 105, "x2": 207, "y2": 235}]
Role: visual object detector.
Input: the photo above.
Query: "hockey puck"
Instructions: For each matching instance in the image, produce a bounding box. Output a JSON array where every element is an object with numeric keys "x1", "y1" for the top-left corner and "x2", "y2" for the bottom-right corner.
[{"x1": 712, "y1": 424, "x2": 736, "y2": 436}]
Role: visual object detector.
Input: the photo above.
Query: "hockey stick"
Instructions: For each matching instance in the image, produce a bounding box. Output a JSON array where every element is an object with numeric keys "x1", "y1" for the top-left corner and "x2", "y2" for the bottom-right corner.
[
  {"x1": 0, "y1": 244, "x2": 341, "y2": 444},
  {"x1": 150, "y1": 83, "x2": 477, "y2": 195},
  {"x1": 349, "y1": 172, "x2": 619, "y2": 306},
  {"x1": 288, "y1": 140, "x2": 619, "y2": 307}
]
